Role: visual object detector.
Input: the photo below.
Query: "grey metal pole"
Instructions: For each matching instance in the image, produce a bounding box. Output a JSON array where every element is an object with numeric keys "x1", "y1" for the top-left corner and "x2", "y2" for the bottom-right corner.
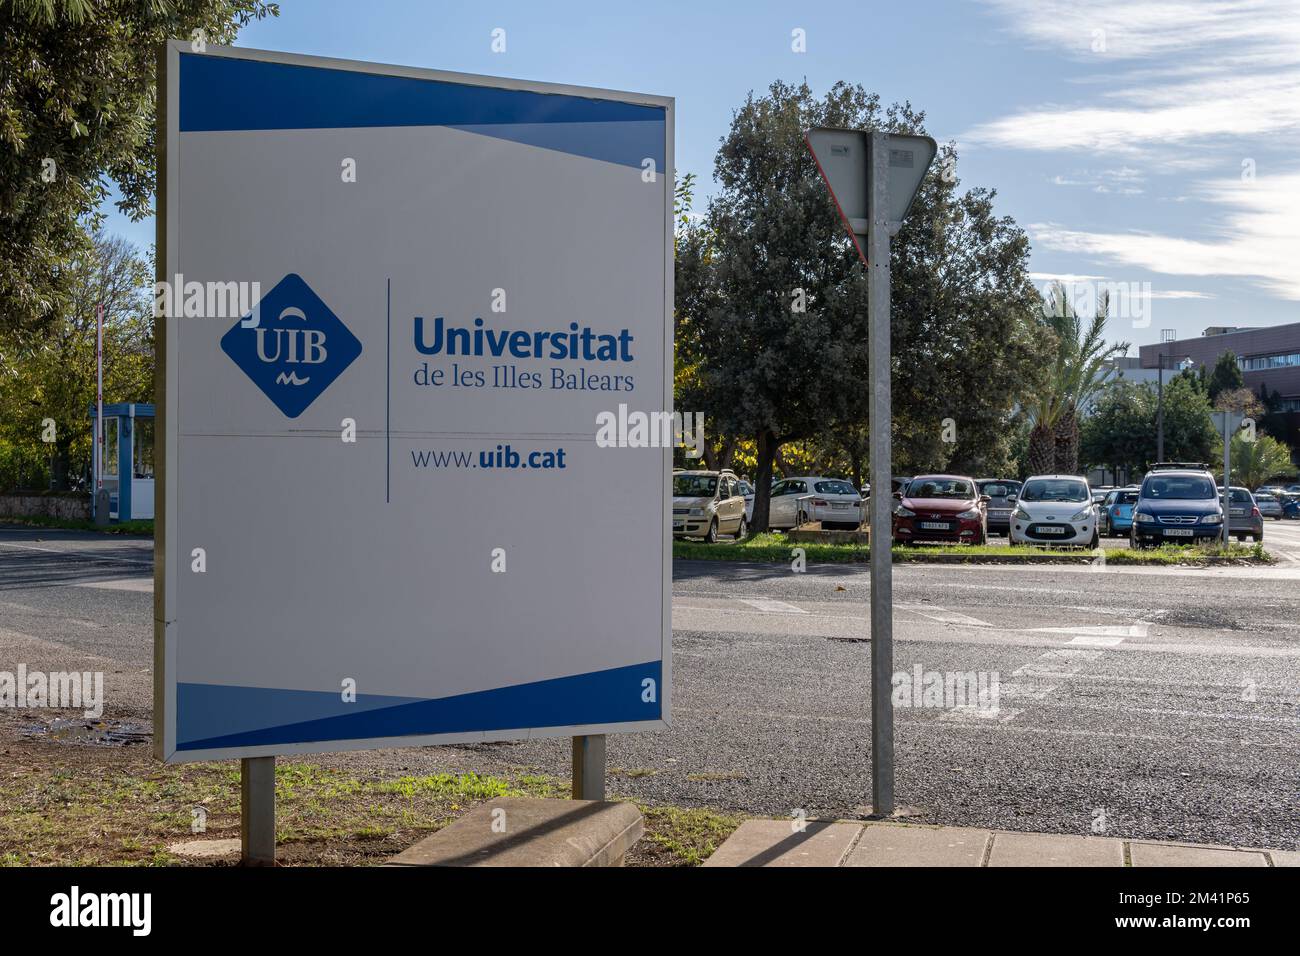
[
  {"x1": 240, "y1": 755, "x2": 276, "y2": 866},
  {"x1": 1156, "y1": 353, "x2": 1164, "y2": 463},
  {"x1": 572, "y1": 734, "x2": 606, "y2": 800},
  {"x1": 1222, "y1": 413, "x2": 1232, "y2": 549},
  {"x1": 868, "y1": 132, "x2": 895, "y2": 817}
]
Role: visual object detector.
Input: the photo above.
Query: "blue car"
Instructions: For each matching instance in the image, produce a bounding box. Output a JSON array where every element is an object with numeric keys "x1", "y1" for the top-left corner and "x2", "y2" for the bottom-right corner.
[
  {"x1": 1282, "y1": 494, "x2": 1300, "y2": 520},
  {"x1": 1099, "y1": 487, "x2": 1140, "y2": 536},
  {"x1": 1130, "y1": 464, "x2": 1225, "y2": 548}
]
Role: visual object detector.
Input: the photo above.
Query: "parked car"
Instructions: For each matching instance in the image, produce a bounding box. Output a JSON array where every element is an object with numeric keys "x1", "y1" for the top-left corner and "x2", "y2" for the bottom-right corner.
[
  {"x1": 1009, "y1": 475, "x2": 1098, "y2": 547},
  {"x1": 769, "y1": 476, "x2": 864, "y2": 530},
  {"x1": 1255, "y1": 492, "x2": 1283, "y2": 520},
  {"x1": 1130, "y1": 463, "x2": 1224, "y2": 548},
  {"x1": 1281, "y1": 492, "x2": 1300, "y2": 519},
  {"x1": 976, "y1": 478, "x2": 1021, "y2": 536},
  {"x1": 1218, "y1": 486, "x2": 1264, "y2": 542},
  {"x1": 1098, "y1": 486, "x2": 1140, "y2": 537},
  {"x1": 1091, "y1": 487, "x2": 1112, "y2": 506},
  {"x1": 892, "y1": 474, "x2": 988, "y2": 545},
  {"x1": 737, "y1": 478, "x2": 755, "y2": 522},
  {"x1": 672, "y1": 469, "x2": 747, "y2": 542}
]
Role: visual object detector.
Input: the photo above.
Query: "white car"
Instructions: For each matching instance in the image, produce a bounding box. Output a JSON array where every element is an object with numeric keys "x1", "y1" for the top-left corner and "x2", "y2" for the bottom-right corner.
[
  {"x1": 737, "y1": 479, "x2": 756, "y2": 522},
  {"x1": 769, "y1": 476, "x2": 864, "y2": 530},
  {"x1": 1008, "y1": 475, "x2": 1099, "y2": 547}
]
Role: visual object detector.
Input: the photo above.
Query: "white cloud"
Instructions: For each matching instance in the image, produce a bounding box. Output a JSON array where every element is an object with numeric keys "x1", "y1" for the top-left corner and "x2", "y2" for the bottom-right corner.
[{"x1": 1029, "y1": 172, "x2": 1300, "y2": 299}]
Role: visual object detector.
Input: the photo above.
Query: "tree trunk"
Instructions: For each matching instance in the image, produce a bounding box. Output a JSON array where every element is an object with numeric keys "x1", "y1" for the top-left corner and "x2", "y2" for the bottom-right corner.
[
  {"x1": 750, "y1": 429, "x2": 779, "y2": 532},
  {"x1": 1054, "y1": 406, "x2": 1079, "y2": 474},
  {"x1": 1026, "y1": 422, "x2": 1055, "y2": 476}
]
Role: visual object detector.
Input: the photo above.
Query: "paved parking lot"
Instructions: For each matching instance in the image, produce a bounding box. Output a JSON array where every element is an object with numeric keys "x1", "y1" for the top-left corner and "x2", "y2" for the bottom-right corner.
[{"x1": 1, "y1": 523, "x2": 1297, "y2": 851}]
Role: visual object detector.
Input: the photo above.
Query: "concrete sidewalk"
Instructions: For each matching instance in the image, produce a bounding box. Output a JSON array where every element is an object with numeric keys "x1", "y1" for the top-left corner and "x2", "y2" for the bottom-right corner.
[{"x1": 703, "y1": 819, "x2": 1299, "y2": 867}]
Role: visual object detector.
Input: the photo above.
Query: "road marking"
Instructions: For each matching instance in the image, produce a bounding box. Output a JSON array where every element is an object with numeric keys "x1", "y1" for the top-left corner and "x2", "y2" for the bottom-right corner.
[
  {"x1": 1067, "y1": 635, "x2": 1126, "y2": 647},
  {"x1": 897, "y1": 604, "x2": 994, "y2": 628},
  {"x1": 0, "y1": 541, "x2": 152, "y2": 567},
  {"x1": 1031, "y1": 622, "x2": 1148, "y2": 639},
  {"x1": 738, "y1": 598, "x2": 806, "y2": 614},
  {"x1": 73, "y1": 578, "x2": 154, "y2": 593}
]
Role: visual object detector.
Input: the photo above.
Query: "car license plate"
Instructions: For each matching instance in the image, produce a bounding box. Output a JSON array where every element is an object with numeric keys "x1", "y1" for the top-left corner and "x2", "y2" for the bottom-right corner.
[
  {"x1": 1230, "y1": 509, "x2": 1244, "y2": 516},
  {"x1": 1165, "y1": 528, "x2": 1194, "y2": 537},
  {"x1": 1037, "y1": 526, "x2": 1065, "y2": 534},
  {"x1": 832, "y1": 502, "x2": 850, "y2": 510},
  {"x1": 919, "y1": 521, "x2": 948, "y2": 530}
]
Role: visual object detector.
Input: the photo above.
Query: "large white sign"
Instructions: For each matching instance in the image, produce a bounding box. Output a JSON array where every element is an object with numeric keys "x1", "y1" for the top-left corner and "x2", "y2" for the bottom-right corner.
[{"x1": 156, "y1": 43, "x2": 672, "y2": 761}]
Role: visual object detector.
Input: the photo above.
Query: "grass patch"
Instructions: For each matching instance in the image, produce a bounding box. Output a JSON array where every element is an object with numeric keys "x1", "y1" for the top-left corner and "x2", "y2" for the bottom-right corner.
[
  {"x1": 0, "y1": 515, "x2": 153, "y2": 534},
  {"x1": 673, "y1": 532, "x2": 1267, "y2": 565},
  {"x1": 0, "y1": 746, "x2": 739, "y2": 866}
]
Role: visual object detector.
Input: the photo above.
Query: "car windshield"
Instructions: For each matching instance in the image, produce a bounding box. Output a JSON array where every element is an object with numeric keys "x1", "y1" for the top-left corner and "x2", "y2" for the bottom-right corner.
[
  {"x1": 1227, "y1": 489, "x2": 1252, "y2": 503},
  {"x1": 979, "y1": 482, "x2": 1018, "y2": 497},
  {"x1": 1258, "y1": 494, "x2": 1276, "y2": 502},
  {"x1": 908, "y1": 478, "x2": 974, "y2": 499},
  {"x1": 673, "y1": 475, "x2": 717, "y2": 497},
  {"x1": 814, "y1": 480, "x2": 857, "y2": 495},
  {"x1": 1020, "y1": 479, "x2": 1089, "y2": 502},
  {"x1": 1115, "y1": 491, "x2": 1139, "y2": 504},
  {"x1": 1143, "y1": 475, "x2": 1216, "y2": 500}
]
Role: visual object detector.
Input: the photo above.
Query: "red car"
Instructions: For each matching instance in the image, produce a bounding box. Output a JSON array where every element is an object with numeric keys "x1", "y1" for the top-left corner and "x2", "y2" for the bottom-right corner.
[{"x1": 892, "y1": 474, "x2": 989, "y2": 545}]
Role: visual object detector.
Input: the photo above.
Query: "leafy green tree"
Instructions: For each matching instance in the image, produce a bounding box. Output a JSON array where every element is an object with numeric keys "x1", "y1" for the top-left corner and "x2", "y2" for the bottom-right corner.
[
  {"x1": 1231, "y1": 433, "x2": 1296, "y2": 488},
  {"x1": 676, "y1": 81, "x2": 1044, "y2": 529},
  {"x1": 0, "y1": 232, "x2": 152, "y2": 489},
  {"x1": 1, "y1": 0, "x2": 277, "y2": 333},
  {"x1": 1207, "y1": 350, "x2": 1245, "y2": 403},
  {"x1": 1080, "y1": 380, "x2": 1156, "y2": 482},
  {"x1": 1159, "y1": 375, "x2": 1219, "y2": 466}
]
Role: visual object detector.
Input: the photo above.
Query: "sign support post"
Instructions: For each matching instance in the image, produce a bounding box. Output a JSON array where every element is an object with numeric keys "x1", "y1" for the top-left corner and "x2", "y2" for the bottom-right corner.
[
  {"x1": 866, "y1": 132, "x2": 895, "y2": 815},
  {"x1": 572, "y1": 734, "x2": 606, "y2": 800},
  {"x1": 240, "y1": 755, "x2": 275, "y2": 866},
  {"x1": 805, "y1": 127, "x2": 936, "y2": 819}
]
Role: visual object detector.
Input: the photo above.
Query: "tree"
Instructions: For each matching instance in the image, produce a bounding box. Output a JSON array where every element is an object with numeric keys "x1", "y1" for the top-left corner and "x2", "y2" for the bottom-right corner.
[
  {"x1": 1, "y1": 0, "x2": 278, "y2": 334},
  {"x1": 1025, "y1": 282, "x2": 1127, "y2": 475},
  {"x1": 1231, "y1": 433, "x2": 1296, "y2": 488},
  {"x1": 1080, "y1": 380, "x2": 1157, "y2": 483},
  {"x1": 676, "y1": 81, "x2": 1044, "y2": 529},
  {"x1": 1207, "y1": 350, "x2": 1245, "y2": 403},
  {"x1": 0, "y1": 231, "x2": 152, "y2": 489},
  {"x1": 1159, "y1": 375, "x2": 1219, "y2": 465}
]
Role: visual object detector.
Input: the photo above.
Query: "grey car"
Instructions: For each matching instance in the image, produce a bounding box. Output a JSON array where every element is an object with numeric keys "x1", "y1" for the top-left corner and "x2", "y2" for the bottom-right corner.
[
  {"x1": 977, "y1": 478, "x2": 1021, "y2": 536},
  {"x1": 1219, "y1": 486, "x2": 1264, "y2": 542},
  {"x1": 1255, "y1": 492, "x2": 1283, "y2": 520}
]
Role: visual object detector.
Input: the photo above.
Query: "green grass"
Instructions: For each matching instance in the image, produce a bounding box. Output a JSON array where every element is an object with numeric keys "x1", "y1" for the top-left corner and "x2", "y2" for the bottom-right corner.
[
  {"x1": 0, "y1": 750, "x2": 741, "y2": 866},
  {"x1": 0, "y1": 514, "x2": 154, "y2": 534},
  {"x1": 674, "y1": 531, "x2": 1267, "y2": 565}
]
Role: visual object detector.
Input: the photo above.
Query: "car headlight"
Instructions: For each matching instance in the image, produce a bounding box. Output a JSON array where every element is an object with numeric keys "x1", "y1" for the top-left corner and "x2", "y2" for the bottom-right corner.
[
  {"x1": 894, "y1": 506, "x2": 915, "y2": 518},
  {"x1": 1135, "y1": 511, "x2": 1155, "y2": 523},
  {"x1": 957, "y1": 508, "x2": 981, "y2": 519},
  {"x1": 689, "y1": 508, "x2": 704, "y2": 517},
  {"x1": 1201, "y1": 513, "x2": 1223, "y2": 525},
  {"x1": 1013, "y1": 508, "x2": 1030, "y2": 521},
  {"x1": 1070, "y1": 508, "x2": 1092, "y2": 521}
]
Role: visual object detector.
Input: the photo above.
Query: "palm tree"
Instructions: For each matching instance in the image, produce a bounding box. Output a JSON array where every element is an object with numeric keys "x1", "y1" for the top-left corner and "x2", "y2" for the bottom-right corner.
[{"x1": 1026, "y1": 282, "x2": 1128, "y2": 475}]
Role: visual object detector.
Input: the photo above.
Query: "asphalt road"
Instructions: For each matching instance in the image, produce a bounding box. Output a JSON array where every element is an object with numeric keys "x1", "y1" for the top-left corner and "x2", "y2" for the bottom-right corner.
[{"x1": 2, "y1": 523, "x2": 1298, "y2": 850}]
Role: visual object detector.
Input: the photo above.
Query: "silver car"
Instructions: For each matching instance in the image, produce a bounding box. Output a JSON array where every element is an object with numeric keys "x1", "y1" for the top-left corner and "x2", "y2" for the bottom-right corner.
[
  {"x1": 1219, "y1": 486, "x2": 1264, "y2": 542},
  {"x1": 1255, "y1": 492, "x2": 1283, "y2": 520}
]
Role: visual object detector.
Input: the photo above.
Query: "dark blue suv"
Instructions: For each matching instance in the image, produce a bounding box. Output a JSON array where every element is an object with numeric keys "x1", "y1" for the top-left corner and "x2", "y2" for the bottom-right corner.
[{"x1": 1131, "y1": 463, "x2": 1224, "y2": 548}]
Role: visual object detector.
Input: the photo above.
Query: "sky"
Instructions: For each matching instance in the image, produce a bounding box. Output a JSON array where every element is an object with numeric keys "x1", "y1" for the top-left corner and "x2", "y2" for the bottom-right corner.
[{"x1": 105, "y1": 0, "x2": 1300, "y2": 353}]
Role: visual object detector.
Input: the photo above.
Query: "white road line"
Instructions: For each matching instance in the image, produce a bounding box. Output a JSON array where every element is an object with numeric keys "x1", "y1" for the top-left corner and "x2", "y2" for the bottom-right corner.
[
  {"x1": 72, "y1": 578, "x2": 154, "y2": 593},
  {"x1": 896, "y1": 604, "x2": 994, "y2": 628},
  {"x1": 1067, "y1": 635, "x2": 1126, "y2": 647},
  {"x1": 1031, "y1": 622, "x2": 1149, "y2": 639},
  {"x1": 738, "y1": 598, "x2": 806, "y2": 614}
]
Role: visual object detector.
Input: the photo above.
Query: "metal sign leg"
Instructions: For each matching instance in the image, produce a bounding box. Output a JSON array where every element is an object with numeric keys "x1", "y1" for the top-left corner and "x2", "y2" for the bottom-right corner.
[
  {"x1": 241, "y1": 755, "x2": 276, "y2": 866},
  {"x1": 572, "y1": 734, "x2": 606, "y2": 801}
]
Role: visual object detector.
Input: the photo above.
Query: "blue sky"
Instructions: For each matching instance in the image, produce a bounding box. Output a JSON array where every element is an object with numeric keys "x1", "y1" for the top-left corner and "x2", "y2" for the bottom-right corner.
[{"x1": 110, "y1": 0, "x2": 1300, "y2": 352}]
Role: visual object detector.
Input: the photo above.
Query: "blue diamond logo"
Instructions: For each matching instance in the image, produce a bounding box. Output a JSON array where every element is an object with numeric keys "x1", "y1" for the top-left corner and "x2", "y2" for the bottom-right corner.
[{"x1": 221, "y1": 274, "x2": 362, "y2": 418}]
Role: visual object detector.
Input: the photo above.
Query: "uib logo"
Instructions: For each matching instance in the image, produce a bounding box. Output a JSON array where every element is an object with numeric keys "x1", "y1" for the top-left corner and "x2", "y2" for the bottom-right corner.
[{"x1": 221, "y1": 274, "x2": 362, "y2": 418}]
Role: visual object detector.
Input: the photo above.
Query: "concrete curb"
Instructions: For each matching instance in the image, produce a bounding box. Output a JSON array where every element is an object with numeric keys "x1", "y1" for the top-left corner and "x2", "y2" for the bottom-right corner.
[{"x1": 704, "y1": 819, "x2": 1292, "y2": 867}]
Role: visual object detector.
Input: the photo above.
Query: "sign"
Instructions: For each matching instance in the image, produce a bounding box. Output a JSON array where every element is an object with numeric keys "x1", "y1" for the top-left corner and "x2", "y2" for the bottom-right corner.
[
  {"x1": 805, "y1": 128, "x2": 936, "y2": 242},
  {"x1": 156, "y1": 44, "x2": 672, "y2": 761}
]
